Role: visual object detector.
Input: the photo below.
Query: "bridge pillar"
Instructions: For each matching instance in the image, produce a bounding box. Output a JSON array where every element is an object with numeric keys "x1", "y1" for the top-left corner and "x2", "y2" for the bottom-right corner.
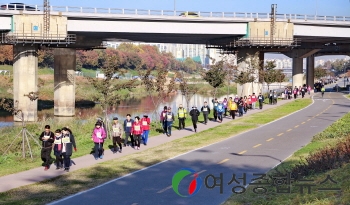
[
  {"x1": 292, "y1": 57, "x2": 304, "y2": 88},
  {"x1": 13, "y1": 45, "x2": 38, "y2": 122},
  {"x1": 306, "y1": 55, "x2": 315, "y2": 88},
  {"x1": 236, "y1": 49, "x2": 262, "y2": 96},
  {"x1": 54, "y1": 48, "x2": 76, "y2": 117}
]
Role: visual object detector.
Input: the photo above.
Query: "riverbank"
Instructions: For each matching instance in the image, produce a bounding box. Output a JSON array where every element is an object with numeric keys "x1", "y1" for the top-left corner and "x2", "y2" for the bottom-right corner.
[{"x1": 0, "y1": 98, "x2": 311, "y2": 204}]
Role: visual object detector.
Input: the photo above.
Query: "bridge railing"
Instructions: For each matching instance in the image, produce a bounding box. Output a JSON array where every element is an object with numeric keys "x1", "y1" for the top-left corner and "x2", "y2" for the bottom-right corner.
[{"x1": 1, "y1": 3, "x2": 349, "y2": 22}]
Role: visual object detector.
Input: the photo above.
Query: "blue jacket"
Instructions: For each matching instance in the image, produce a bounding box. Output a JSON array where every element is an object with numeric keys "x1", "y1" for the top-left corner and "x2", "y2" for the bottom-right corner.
[{"x1": 124, "y1": 119, "x2": 134, "y2": 133}]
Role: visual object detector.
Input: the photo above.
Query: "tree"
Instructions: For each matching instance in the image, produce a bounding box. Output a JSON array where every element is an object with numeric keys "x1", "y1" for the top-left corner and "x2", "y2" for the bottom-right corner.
[
  {"x1": 37, "y1": 49, "x2": 54, "y2": 68},
  {"x1": 202, "y1": 59, "x2": 227, "y2": 98},
  {"x1": 275, "y1": 69, "x2": 286, "y2": 88},
  {"x1": 88, "y1": 53, "x2": 137, "y2": 137},
  {"x1": 0, "y1": 45, "x2": 13, "y2": 64},
  {"x1": 176, "y1": 72, "x2": 199, "y2": 111},
  {"x1": 261, "y1": 60, "x2": 278, "y2": 92},
  {"x1": 314, "y1": 65, "x2": 328, "y2": 80},
  {"x1": 138, "y1": 65, "x2": 176, "y2": 129},
  {"x1": 244, "y1": 51, "x2": 261, "y2": 92}
]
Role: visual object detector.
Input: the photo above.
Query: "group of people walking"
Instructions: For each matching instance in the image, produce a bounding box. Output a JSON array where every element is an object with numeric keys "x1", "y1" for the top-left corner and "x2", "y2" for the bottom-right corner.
[
  {"x1": 39, "y1": 125, "x2": 77, "y2": 172},
  {"x1": 160, "y1": 93, "x2": 266, "y2": 136}
]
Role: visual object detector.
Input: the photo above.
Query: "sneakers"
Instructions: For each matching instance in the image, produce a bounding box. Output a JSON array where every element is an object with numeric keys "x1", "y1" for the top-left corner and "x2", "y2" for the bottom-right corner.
[
  {"x1": 119, "y1": 149, "x2": 122, "y2": 153},
  {"x1": 99, "y1": 155, "x2": 104, "y2": 159},
  {"x1": 64, "y1": 168, "x2": 69, "y2": 172},
  {"x1": 194, "y1": 129, "x2": 197, "y2": 133},
  {"x1": 95, "y1": 157, "x2": 98, "y2": 160},
  {"x1": 44, "y1": 166, "x2": 49, "y2": 171},
  {"x1": 137, "y1": 147, "x2": 140, "y2": 150},
  {"x1": 55, "y1": 167, "x2": 60, "y2": 170}
]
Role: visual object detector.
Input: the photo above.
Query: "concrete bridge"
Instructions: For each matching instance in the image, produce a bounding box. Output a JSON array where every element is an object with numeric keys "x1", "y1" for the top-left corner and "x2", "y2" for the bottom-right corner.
[{"x1": 0, "y1": 4, "x2": 350, "y2": 121}]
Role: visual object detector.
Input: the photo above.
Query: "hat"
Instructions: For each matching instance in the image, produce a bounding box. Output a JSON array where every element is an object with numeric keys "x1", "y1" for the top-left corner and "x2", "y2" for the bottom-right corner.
[
  {"x1": 113, "y1": 117, "x2": 118, "y2": 120},
  {"x1": 143, "y1": 113, "x2": 148, "y2": 117}
]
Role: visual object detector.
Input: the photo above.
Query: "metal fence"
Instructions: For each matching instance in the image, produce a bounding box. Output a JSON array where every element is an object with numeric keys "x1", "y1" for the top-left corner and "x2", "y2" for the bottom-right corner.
[{"x1": 1, "y1": 3, "x2": 350, "y2": 22}]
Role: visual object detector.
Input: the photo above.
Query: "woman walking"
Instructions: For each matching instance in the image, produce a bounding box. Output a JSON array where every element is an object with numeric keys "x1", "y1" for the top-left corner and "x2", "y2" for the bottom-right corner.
[
  {"x1": 92, "y1": 122, "x2": 106, "y2": 160},
  {"x1": 61, "y1": 127, "x2": 77, "y2": 172},
  {"x1": 131, "y1": 116, "x2": 143, "y2": 150}
]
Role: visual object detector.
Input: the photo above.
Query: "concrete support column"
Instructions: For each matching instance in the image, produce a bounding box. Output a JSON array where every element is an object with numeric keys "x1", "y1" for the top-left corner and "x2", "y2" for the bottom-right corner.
[
  {"x1": 292, "y1": 57, "x2": 304, "y2": 88},
  {"x1": 54, "y1": 48, "x2": 76, "y2": 117},
  {"x1": 13, "y1": 45, "x2": 38, "y2": 122},
  {"x1": 306, "y1": 55, "x2": 315, "y2": 88},
  {"x1": 236, "y1": 49, "x2": 262, "y2": 96}
]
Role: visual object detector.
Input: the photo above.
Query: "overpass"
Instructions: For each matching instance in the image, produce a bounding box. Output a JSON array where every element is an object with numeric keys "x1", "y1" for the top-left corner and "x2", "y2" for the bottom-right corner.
[{"x1": 0, "y1": 4, "x2": 350, "y2": 121}]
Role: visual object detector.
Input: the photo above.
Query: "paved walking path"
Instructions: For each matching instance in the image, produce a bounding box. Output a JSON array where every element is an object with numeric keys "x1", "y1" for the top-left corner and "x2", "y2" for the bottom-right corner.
[{"x1": 0, "y1": 97, "x2": 301, "y2": 192}]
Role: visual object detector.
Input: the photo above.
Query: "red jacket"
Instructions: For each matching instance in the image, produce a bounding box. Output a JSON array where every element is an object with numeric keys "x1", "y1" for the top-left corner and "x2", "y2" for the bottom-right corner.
[
  {"x1": 141, "y1": 117, "x2": 151, "y2": 130},
  {"x1": 160, "y1": 110, "x2": 167, "y2": 121},
  {"x1": 131, "y1": 121, "x2": 143, "y2": 135},
  {"x1": 251, "y1": 95, "x2": 257, "y2": 103}
]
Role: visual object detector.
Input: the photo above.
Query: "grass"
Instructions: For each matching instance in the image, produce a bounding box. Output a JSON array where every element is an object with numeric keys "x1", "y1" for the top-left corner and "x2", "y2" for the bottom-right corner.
[
  {"x1": 0, "y1": 98, "x2": 311, "y2": 205},
  {"x1": 223, "y1": 111, "x2": 350, "y2": 205}
]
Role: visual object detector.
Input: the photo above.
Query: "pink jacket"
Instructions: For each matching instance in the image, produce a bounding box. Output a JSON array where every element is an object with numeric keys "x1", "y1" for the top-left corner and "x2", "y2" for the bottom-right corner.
[{"x1": 91, "y1": 127, "x2": 107, "y2": 143}]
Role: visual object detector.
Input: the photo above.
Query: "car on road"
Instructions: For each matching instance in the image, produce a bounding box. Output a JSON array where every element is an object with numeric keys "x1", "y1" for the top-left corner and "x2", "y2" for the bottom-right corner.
[
  {"x1": 179, "y1": 12, "x2": 199, "y2": 17},
  {"x1": 1, "y1": 3, "x2": 37, "y2": 11}
]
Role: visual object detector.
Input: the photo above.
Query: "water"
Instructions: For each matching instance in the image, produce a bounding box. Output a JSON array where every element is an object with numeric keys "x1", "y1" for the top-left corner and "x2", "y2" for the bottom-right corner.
[{"x1": 0, "y1": 92, "x2": 231, "y2": 128}]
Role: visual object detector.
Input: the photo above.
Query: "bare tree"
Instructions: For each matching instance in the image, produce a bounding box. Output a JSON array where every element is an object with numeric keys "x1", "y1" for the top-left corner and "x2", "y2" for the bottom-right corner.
[{"x1": 176, "y1": 71, "x2": 199, "y2": 111}]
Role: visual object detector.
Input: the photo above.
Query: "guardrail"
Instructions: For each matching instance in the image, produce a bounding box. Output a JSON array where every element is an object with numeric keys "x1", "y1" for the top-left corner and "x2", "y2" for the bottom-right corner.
[
  {"x1": 1, "y1": 3, "x2": 350, "y2": 22},
  {"x1": 1, "y1": 33, "x2": 76, "y2": 45}
]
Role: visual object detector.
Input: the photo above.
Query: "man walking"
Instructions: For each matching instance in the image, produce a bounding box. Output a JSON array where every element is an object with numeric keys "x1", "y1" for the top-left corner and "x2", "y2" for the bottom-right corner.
[
  {"x1": 166, "y1": 107, "x2": 175, "y2": 137},
  {"x1": 177, "y1": 104, "x2": 187, "y2": 130},
  {"x1": 258, "y1": 93, "x2": 265, "y2": 109},
  {"x1": 39, "y1": 125, "x2": 55, "y2": 171},
  {"x1": 123, "y1": 114, "x2": 134, "y2": 147},
  {"x1": 212, "y1": 98, "x2": 219, "y2": 121},
  {"x1": 251, "y1": 93, "x2": 257, "y2": 109},
  {"x1": 216, "y1": 100, "x2": 225, "y2": 123},
  {"x1": 111, "y1": 117, "x2": 123, "y2": 153},
  {"x1": 190, "y1": 106, "x2": 200, "y2": 132},
  {"x1": 201, "y1": 101, "x2": 211, "y2": 125},
  {"x1": 160, "y1": 106, "x2": 168, "y2": 134}
]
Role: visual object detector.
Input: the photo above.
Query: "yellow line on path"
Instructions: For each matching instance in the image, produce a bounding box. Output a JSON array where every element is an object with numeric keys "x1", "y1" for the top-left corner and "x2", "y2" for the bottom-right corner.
[
  {"x1": 266, "y1": 138, "x2": 274, "y2": 141},
  {"x1": 295, "y1": 125, "x2": 299, "y2": 128},
  {"x1": 307, "y1": 119, "x2": 311, "y2": 121},
  {"x1": 217, "y1": 159, "x2": 229, "y2": 164},
  {"x1": 238, "y1": 150, "x2": 247, "y2": 155},
  {"x1": 277, "y1": 133, "x2": 284, "y2": 136},
  {"x1": 253, "y1": 144, "x2": 262, "y2": 148},
  {"x1": 316, "y1": 114, "x2": 320, "y2": 116},
  {"x1": 301, "y1": 122, "x2": 305, "y2": 124},
  {"x1": 287, "y1": 129, "x2": 292, "y2": 132}
]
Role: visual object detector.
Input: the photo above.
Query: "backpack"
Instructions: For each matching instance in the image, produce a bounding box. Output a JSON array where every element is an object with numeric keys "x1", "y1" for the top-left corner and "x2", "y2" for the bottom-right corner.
[
  {"x1": 217, "y1": 104, "x2": 224, "y2": 112},
  {"x1": 293, "y1": 90, "x2": 297, "y2": 94}
]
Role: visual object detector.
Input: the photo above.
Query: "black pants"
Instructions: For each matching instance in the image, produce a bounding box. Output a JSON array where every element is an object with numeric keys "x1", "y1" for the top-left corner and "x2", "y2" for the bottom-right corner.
[
  {"x1": 259, "y1": 101, "x2": 263, "y2": 109},
  {"x1": 269, "y1": 97, "x2": 272, "y2": 104},
  {"x1": 302, "y1": 92, "x2": 305, "y2": 98},
  {"x1": 41, "y1": 147, "x2": 52, "y2": 167},
  {"x1": 203, "y1": 113, "x2": 208, "y2": 124},
  {"x1": 294, "y1": 94, "x2": 297, "y2": 99},
  {"x1": 178, "y1": 118, "x2": 185, "y2": 129},
  {"x1": 113, "y1": 136, "x2": 122, "y2": 151},
  {"x1": 124, "y1": 132, "x2": 134, "y2": 146},
  {"x1": 230, "y1": 110, "x2": 236, "y2": 119},
  {"x1": 55, "y1": 154, "x2": 63, "y2": 168},
  {"x1": 162, "y1": 121, "x2": 167, "y2": 133},
  {"x1": 62, "y1": 152, "x2": 71, "y2": 169},
  {"x1": 224, "y1": 108, "x2": 228, "y2": 116},
  {"x1": 192, "y1": 119, "x2": 198, "y2": 130},
  {"x1": 213, "y1": 110, "x2": 218, "y2": 121},
  {"x1": 94, "y1": 142, "x2": 104, "y2": 157},
  {"x1": 218, "y1": 112, "x2": 223, "y2": 122},
  {"x1": 134, "y1": 134, "x2": 141, "y2": 147}
]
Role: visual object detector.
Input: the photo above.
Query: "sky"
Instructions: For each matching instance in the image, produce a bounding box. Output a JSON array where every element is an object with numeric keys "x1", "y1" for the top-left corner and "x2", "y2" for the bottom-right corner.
[{"x1": 1, "y1": 0, "x2": 350, "y2": 16}]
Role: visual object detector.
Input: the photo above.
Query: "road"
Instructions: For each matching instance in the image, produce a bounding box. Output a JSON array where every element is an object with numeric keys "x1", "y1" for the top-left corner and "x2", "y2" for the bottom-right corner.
[{"x1": 49, "y1": 92, "x2": 349, "y2": 205}]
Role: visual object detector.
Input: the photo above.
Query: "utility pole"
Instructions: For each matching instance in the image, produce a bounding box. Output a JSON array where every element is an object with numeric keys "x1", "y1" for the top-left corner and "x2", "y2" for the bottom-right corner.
[
  {"x1": 43, "y1": 0, "x2": 50, "y2": 39},
  {"x1": 270, "y1": 4, "x2": 277, "y2": 45}
]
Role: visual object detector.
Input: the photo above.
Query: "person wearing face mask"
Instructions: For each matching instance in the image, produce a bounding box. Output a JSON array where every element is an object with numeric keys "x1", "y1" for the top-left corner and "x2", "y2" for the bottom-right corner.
[
  {"x1": 111, "y1": 117, "x2": 123, "y2": 153},
  {"x1": 53, "y1": 129, "x2": 64, "y2": 170},
  {"x1": 201, "y1": 101, "x2": 211, "y2": 125},
  {"x1": 177, "y1": 104, "x2": 187, "y2": 130},
  {"x1": 39, "y1": 125, "x2": 55, "y2": 171},
  {"x1": 131, "y1": 116, "x2": 143, "y2": 150},
  {"x1": 124, "y1": 114, "x2": 134, "y2": 147},
  {"x1": 91, "y1": 122, "x2": 106, "y2": 160},
  {"x1": 189, "y1": 105, "x2": 200, "y2": 132},
  {"x1": 61, "y1": 127, "x2": 77, "y2": 172}
]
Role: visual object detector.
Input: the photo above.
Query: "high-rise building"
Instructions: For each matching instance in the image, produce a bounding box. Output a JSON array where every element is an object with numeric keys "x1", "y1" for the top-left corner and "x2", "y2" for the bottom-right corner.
[{"x1": 106, "y1": 41, "x2": 221, "y2": 66}]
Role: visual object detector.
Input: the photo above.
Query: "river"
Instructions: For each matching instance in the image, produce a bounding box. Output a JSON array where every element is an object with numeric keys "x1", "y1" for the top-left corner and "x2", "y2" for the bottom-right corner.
[{"x1": 0, "y1": 92, "x2": 231, "y2": 128}]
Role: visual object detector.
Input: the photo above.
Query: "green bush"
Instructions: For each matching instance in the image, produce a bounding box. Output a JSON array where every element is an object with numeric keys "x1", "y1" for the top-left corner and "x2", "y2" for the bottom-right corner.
[{"x1": 313, "y1": 113, "x2": 350, "y2": 140}]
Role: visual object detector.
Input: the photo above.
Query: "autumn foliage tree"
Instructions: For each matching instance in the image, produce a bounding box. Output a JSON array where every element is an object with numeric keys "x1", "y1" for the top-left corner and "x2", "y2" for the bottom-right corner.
[
  {"x1": 0, "y1": 45, "x2": 13, "y2": 65},
  {"x1": 176, "y1": 71, "x2": 199, "y2": 111}
]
